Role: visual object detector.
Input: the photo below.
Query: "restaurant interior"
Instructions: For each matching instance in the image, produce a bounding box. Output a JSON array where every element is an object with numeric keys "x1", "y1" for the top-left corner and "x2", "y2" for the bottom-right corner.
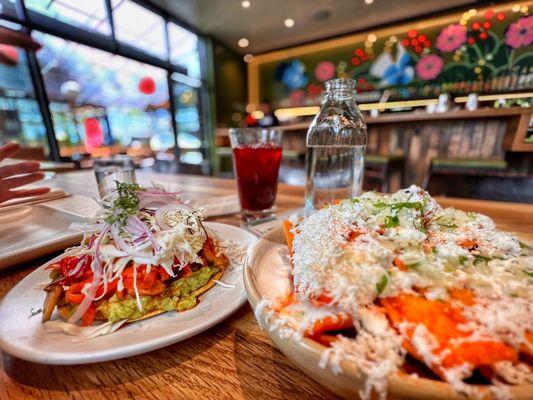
[
  {"x1": 0, "y1": 1, "x2": 532, "y2": 399},
  {"x1": 0, "y1": 0, "x2": 531, "y2": 200}
]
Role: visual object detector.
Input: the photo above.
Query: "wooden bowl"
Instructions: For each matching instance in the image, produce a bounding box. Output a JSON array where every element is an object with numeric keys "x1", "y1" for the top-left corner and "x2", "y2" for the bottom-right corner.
[{"x1": 243, "y1": 227, "x2": 533, "y2": 400}]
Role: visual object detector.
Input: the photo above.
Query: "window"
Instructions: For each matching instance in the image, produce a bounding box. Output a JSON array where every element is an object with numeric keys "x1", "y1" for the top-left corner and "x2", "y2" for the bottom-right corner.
[
  {"x1": 0, "y1": 20, "x2": 48, "y2": 151},
  {"x1": 0, "y1": 1, "x2": 209, "y2": 170},
  {"x1": 34, "y1": 32, "x2": 172, "y2": 157},
  {"x1": 0, "y1": 0, "x2": 20, "y2": 19},
  {"x1": 112, "y1": 0, "x2": 166, "y2": 58},
  {"x1": 172, "y1": 74, "x2": 206, "y2": 165},
  {"x1": 25, "y1": 0, "x2": 111, "y2": 35},
  {"x1": 168, "y1": 22, "x2": 201, "y2": 79}
]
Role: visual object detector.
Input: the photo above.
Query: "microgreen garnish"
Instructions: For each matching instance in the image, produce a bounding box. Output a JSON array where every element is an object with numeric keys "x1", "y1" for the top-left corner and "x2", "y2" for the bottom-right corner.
[
  {"x1": 104, "y1": 181, "x2": 142, "y2": 226},
  {"x1": 390, "y1": 201, "x2": 423, "y2": 211},
  {"x1": 376, "y1": 273, "x2": 389, "y2": 295},
  {"x1": 459, "y1": 255, "x2": 468, "y2": 265},
  {"x1": 384, "y1": 215, "x2": 400, "y2": 228},
  {"x1": 473, "y1": 254, "x2": 492, "y2": 265}
]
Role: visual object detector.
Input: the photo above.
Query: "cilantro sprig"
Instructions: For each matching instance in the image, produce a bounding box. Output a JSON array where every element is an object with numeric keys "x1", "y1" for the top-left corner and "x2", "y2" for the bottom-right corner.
[
  {"x1": 104, "y1": 181, "x2": 142, "y2": 226},
  {"x1": 375, "y1": 201, "x2": 425, "y2": 229},
  {"x1": 376, "y1": 272, "x2": 389, "y2": 295}
]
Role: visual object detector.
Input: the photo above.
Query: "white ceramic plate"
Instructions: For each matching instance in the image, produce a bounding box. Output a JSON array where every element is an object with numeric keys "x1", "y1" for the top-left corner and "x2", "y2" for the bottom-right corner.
[
  {"x1": 0, "y1": 205, "x2": 85, "y2": 270},
  {"x1": 0, "y1": 222, "x2": 257, "y2": 365}
]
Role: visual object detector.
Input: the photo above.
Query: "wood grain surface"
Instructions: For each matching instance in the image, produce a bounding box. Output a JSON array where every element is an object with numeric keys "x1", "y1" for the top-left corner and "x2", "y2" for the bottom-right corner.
[{"x1": 1, "y1": 171, "x2": 532, "y2": 400}]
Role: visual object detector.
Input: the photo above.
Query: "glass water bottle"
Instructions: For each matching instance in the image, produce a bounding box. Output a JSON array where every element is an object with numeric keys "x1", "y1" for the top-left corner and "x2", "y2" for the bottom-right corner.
[{"x1": 305, "y1": 78, "x2": 367, "y2": 214}]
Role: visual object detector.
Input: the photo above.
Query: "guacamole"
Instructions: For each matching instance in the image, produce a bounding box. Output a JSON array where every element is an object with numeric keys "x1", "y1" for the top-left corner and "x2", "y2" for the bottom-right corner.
[{"x1": 96, "y1": 266, "x2": 218, "y2": 322}]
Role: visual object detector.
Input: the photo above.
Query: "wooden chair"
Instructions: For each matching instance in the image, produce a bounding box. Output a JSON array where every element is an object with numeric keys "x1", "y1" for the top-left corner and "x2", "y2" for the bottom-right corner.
[{"x1": 363, "y1": 154, "x2": 405, "y2": 193}]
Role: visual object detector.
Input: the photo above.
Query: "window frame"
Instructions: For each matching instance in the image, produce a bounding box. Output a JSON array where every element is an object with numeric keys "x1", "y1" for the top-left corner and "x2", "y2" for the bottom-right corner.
[{"x1": 0, "y1": 0, "x2": 211, "y2": 170}]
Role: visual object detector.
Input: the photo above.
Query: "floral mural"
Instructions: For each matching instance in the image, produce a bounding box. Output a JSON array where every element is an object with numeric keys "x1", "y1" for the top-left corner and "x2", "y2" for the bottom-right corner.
[{"x1": 256, "y1": 3, "x2": 533, "y2": 108}]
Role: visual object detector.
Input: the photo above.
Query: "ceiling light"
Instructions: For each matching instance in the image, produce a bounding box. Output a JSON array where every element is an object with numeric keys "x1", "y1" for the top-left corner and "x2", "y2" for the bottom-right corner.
[
  {"x1": 364, "y1": 0, "x2": 374, "y2": 4},
  {"x1": 238, "y1": 38, "x2": 249, "y2": 48},
  {"x1": 243, "y1": 54, "x2": 253, "y2": 62},
  {"x1": 284, "y1": 18, "x2": 295, "y2": 28},
  {"x1": 241, "y1": 0, "x2": 251, "y2": 8}
]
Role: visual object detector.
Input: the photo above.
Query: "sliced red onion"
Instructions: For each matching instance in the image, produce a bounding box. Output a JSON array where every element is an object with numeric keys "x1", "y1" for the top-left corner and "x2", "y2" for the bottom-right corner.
[
  {"x1": 137, "y1": 192, "x2": 180, "y2": 210},
  {"x1": 125, "y1": 216, "x2": 146, "y2": 237},
  {"x1": 142, "y1": 188, "x2": 181, "y2": 195},
  {"x1": 131, "y1": 215, "x2": 159, "y2": 252},
  {"x1": 110, "y1": 223, "x2": 138, "y2": 254}
]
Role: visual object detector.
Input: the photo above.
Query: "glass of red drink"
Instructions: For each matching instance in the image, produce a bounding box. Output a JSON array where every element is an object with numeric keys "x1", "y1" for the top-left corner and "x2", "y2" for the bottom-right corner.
[{"x1": 229, "y1": 128, "x2": 283, "y2": 222}]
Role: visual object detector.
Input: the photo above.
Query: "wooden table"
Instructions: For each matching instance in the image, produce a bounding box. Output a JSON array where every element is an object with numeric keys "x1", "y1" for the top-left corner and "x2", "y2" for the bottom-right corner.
[{"x1": 1, "y1": 171, "x2": 532, "y2": 400}]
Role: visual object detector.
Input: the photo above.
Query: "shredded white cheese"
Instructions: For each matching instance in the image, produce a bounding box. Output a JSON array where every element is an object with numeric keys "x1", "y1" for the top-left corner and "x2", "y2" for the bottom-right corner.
[{"x1": 258, "y1": 186, "x2": 532, "y2": 399}]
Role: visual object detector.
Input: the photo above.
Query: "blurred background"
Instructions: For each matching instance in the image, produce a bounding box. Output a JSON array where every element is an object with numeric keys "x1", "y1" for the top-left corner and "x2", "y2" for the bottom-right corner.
[{"x1": 0, "y1": 0, "x2": 532, "y2": 201}]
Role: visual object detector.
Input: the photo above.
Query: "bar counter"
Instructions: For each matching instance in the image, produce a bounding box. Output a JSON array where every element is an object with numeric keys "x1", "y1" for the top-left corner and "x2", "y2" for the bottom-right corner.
[
  {"x1": 217, "y1": 107, "x2": 533, "y2": 185},
  {"x1": 1, "y1": 171, "x2": 532, "y2": 399}
]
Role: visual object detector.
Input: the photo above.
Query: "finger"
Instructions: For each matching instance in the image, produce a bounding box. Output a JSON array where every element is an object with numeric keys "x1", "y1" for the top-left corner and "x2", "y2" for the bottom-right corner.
[
  {"x1": 0, "y1": 161, "x2": 40, "y2": 179},
  {"x1": 0, "y1": 143, "x2": 21, "y2": 161},
  {"x1": 9, "y1": 187, "x2": 51, "y2": 199},
  {"x1": 2, "y1": 172, "x2": 46, "y2": 189}
]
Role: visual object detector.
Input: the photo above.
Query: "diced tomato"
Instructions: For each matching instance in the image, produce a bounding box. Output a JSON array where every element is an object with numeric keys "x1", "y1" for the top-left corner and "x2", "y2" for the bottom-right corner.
[
  {"x1": 65, "y1": 281, "x2": 87, "y2": 304},
  {"x1": 66, "y1": 277, "x2": 118, "y2": 305},
  {"x1": 311, "y1": 292, "x2": 333, "y2": 306},
  {"x1": 81, "y1": 305, "x2": 96, "y2": 326},
  {"x1": 59, "y1": 256, "x2": 80, "y2": 277},
  {"x1": 346, "y1": 230, "x2": 361, "y2": 242},
  {"x1": 180, "y1": 264, "x2": 192, "y2": 278},
  {"x1": 94, "y1": 279, "x2": 118, "y2": 298},
  {"x1": 158, "y1": 267, "x2": 171, "y2": 281},
  {"x1": 393, "y1": 257, "x2": 408, "y2": 271},
  {"x1": 122, "y1": 265, "x2": 166, "y2": 296},
  {"x1": 458, "y1": 239, "x2": 477, "y2": 249}
]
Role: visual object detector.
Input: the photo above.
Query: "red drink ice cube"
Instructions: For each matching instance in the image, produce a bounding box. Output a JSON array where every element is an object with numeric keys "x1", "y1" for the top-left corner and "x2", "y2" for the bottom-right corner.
[{"x1": 232, "y1": 144, "x2": 282, "y2": 211}]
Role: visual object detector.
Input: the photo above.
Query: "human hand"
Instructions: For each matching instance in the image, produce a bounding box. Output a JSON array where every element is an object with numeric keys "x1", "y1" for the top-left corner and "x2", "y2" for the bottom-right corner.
[{"x1": 0, "y1": 143, "x2": 51, "y2": 204}]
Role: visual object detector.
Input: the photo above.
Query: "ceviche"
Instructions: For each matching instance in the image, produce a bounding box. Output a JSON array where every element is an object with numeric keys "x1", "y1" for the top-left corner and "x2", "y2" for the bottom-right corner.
[
  {"x1": 262, "y1": 186, "x2": 532, "y2": 399},
  {"x1": 42, "y1": 182, "x2": 229, "y2": 331}
]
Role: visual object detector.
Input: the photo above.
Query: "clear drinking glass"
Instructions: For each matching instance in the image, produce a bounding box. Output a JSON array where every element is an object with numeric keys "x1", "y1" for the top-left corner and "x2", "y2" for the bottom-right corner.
[
  {"x1": 93, "y1": 155, "x2": 136, "y2": 199},
  {"x1": 229, "y1": 128, "x2": 283, "y2": 222},
  {"x1": 305, "y1": 78, "x2": 367, "y2": 215}
]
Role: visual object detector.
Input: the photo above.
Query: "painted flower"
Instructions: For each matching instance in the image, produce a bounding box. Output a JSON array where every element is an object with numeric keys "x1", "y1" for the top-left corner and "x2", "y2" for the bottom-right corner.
[
  {"x1": 274, "y1": 59, "x2": 309, "y2": 90},
  {"x1": 436, "y1": 24, "x2": 467, "y2": 52},
  {"x1": 314, "y1": 61, "x2": 335, "y2": 82},
  {"x1": 415, "y1": 54, "x2": 443, "y2": 80},
  {"x1": 505, "y1": 15, "x2": 533, "y2": 49},
  {"x1": 370, "y1": 44, "x2": 414, "y2": 86}
]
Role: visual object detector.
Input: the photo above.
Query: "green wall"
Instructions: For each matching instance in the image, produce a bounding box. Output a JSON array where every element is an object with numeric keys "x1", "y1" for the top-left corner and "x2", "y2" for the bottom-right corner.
[{"x1": 212, "y1": 41, "x2": 247, "y2": 127}]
